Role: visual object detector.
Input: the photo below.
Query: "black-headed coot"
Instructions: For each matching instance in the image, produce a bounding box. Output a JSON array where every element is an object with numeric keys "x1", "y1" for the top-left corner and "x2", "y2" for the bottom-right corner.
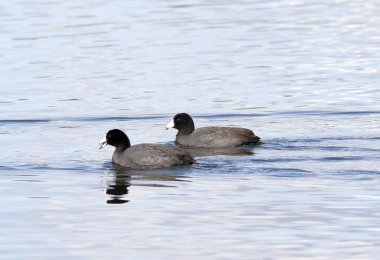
[
  {"x1": 99, "y1": 129, "x2": 195, "y2": 169},
  {"x1": 166, "y1": 113, "x2": 260, "y2": 148}
]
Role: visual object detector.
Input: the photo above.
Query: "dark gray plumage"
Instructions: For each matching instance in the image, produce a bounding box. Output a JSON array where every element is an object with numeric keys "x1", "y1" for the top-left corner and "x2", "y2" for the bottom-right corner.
[
  {"x1": 166, "y1": 113, "x2": 260, "y2": 148},
  {"x1": 99, "y1": 129, "x2": 195, "y2": 169}
]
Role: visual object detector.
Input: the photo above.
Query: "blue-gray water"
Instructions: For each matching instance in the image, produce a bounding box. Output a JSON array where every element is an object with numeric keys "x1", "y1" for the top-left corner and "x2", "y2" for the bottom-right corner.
[{"x1": 1, "y1": 0, "x2": 380, "y2": 259}]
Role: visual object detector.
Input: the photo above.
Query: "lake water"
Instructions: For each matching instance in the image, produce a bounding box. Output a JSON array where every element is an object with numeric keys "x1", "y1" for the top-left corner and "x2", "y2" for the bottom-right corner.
[{"x1": 1, "y1": 0, "x2": 380, "y2": 259}]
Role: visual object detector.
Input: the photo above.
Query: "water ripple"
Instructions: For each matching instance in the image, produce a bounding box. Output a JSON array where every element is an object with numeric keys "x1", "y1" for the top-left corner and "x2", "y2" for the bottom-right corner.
[{"x1": 1, "y1": 110, "x2": 379, "y2": 124}]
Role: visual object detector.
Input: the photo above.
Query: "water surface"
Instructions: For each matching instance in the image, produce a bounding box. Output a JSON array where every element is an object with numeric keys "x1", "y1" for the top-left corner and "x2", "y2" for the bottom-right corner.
[{"x1": 1, "y1": 0, "x2": 380, "y2": 259}]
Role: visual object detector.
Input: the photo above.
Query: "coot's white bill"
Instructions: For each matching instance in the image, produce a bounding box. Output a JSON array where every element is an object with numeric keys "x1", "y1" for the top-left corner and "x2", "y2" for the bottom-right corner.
[
  {"x1": 165, "y1": 119, "x2": 175, "y2": 130},
  {"x1": 99, "y1": 137, "x2": 107, "y2": 149}
]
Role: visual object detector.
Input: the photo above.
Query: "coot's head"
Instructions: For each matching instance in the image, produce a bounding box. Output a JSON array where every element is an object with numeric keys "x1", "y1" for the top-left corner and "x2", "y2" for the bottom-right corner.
[
  {"x1": 166, "y1": 113, "x2": 195, "y2": 134},
  {"x1": 99, "y1": 129, "x2": 131, "y2": 150}
]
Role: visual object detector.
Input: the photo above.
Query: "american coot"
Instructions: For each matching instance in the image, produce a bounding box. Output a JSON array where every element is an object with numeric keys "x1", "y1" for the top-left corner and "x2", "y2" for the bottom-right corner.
[
  {"x1": 99, "y1": 129, "x2": 195, "y2": 169},
  {"x1": 166, "y1": 113, "x2": 260, "y2": 148}
]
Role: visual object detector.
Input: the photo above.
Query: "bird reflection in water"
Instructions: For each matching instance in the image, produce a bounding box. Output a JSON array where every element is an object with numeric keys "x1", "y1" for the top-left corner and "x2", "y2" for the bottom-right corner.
[
  {"x1": 104, "y1": 164, "x2": 190, "y2": 204},
  {"x1": 106, "y1": 169, "x2": 131, "y2": 204},
  {"x1": 180, "y1": 146, "x2": 255, "y2": 157},
  {"x1": 104, "y1": 146, "x2": 254, "y2": 204}
]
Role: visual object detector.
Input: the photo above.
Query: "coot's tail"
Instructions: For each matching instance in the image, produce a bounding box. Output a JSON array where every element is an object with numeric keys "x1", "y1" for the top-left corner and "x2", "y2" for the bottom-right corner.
[
  {"x1": 247, "y1": 134, "x2": 261, "y2": 145},
  {"x1": 182, "y1": 154, "x2": 196, "y2": 165}
]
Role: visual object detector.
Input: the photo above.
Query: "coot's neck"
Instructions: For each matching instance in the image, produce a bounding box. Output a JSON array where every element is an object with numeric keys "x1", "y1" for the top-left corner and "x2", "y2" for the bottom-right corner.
[
  {"x1": 116, "y1": 136, "x2": 131, "y2": 152},
  {"x1": 178, "y1": 120, "x2": 195, "y2": 135}
]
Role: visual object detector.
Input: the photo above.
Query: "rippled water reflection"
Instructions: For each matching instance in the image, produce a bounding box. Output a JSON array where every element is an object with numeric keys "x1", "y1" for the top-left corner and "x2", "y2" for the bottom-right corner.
[{"x1": 1, "y1": 0, "x2": 380, "y2": 259}]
